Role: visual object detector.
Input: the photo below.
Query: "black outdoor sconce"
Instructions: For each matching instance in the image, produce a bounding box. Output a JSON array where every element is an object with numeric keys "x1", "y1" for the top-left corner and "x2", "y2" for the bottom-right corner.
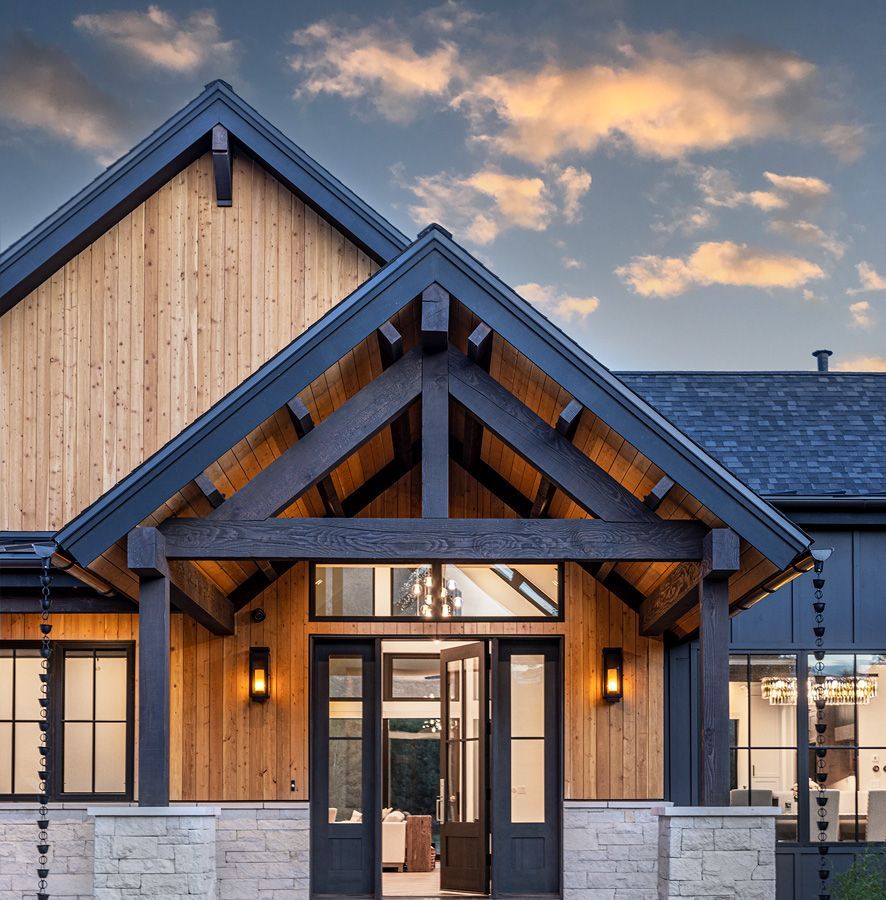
[
  {"x1": 249, "y1": 646, "x2": 271, "y2": 702},
  {"x1": 602, "y1": 647, "x2": 623, "y2": 703}
]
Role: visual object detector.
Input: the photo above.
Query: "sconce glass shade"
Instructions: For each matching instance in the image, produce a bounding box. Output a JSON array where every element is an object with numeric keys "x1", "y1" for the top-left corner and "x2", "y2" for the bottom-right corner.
[
  {"x1": 602, "y1": 647, "x2": 623, "y2": 702},
  {"x1": 250, "y1": 646, "x2": 271, "y2": 702}
]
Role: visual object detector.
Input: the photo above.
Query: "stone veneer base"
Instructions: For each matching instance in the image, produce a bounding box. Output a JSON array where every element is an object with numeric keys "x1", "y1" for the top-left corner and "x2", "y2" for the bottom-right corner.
[
  {"x1": 0, "y1": 800, "x2": 777, "y2": 899},
  {"x1": 655, "y1": 806, "x2": 779, "y2": 900}
]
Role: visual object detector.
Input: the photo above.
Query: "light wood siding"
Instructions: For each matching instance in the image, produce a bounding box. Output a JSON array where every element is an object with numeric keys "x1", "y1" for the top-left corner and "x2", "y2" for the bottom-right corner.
[
  {"x1": 1, "y1": 560, "x2": 663, "y2": 801},
  {"x1": 0, "y1": 151, "x2": 378, "y2": 531}
]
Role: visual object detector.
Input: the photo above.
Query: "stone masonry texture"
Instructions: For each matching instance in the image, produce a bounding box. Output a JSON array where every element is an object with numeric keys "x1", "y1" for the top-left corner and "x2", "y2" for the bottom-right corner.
[
  {"x1": 657, "y1": 812, "x2": 777, "y2": 900},
  {"x1": 0, "y1": 807, "x2": 94, "y2": 899},
  {"x1": 92, "y1": 811, "x2": 217, "y2": 899}
]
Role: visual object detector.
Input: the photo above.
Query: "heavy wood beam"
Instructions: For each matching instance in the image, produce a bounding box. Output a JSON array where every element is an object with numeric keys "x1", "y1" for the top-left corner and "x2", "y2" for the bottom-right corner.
[
  {"x1": 639, "y1": 527, "x2": 739, "y2": 636},
  {"x1": 462, "y1": 323, "x2": 493, "y2": 470},
  {"x1": 420, "y1": 283, "x2": 450, "y2": 352},
  {"x1": 377, "y1": 322, "x2": 413, "y2": 470},
  {"x1": 208, "y1": 348, "x2": 421, "y2": 521},
  {"x1": 129, "y1": 523, "x2": 234, "y2": 635},
  {"x1": 531, "y1": 399, "x2": 583, "y2": 517},
  {"x1": 644, "y1": 475, "x2": 675, "y2": 511},
  {"x1": 159, "y1": 517, "x2": 707, "y2": 562},
  {"x1": 194, "y1": 472, "x2": 225, "y2": 509},
  {"x1": 581, "y1": 561, "x2": 646, "y2": 611},
  {"x1": 450, "y1": 438, "x2": 533, "y2": 518},
  {"x1": 127, "y1": 527, "x2": 170, "y2": 806},
  {"x1": 211, "y1": 124, "x2": 232, "y2": 207},
  {"x1": 698, "y1": 529, "x2": 740, "y2": 806},
  {"x1": 341, "y1": 440, "x2": 421, "y2": 517},
  {"x1": 449, "y1": 349, "x2": 659, "y2": 524},
  {"x1": 422, "y1": 285, "x2": 449, "y2": 517},
  {"x1": 287, "y1": 397, "x2": 345, "y2": 517},
  {"x1": 167, "y1": 560, "x2": 235, "y2": 636}
]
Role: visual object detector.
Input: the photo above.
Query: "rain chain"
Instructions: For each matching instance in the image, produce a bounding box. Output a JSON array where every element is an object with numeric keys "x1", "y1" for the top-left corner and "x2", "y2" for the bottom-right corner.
[
  {"x1": 811, "y1": 550, "x2": 833, "y2": 900},
  {"x1": 34, "y1": 544, "x2": 54, "y2": 900}
]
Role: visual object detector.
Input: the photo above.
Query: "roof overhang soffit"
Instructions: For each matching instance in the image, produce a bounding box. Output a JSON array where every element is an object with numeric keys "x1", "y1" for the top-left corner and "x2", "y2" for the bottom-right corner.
[{"x1": 55, "y1": 227, "x2": 809, "y2": 570}]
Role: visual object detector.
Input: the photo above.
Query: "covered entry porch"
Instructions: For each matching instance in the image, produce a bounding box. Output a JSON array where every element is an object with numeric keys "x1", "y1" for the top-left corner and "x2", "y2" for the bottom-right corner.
[{"x1": 5, "y1": 226, "x2": 811, "y2": 897}]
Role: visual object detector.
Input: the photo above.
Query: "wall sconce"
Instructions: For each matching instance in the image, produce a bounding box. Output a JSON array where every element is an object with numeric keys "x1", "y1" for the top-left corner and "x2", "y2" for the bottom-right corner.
[
  {"x1": 602, "y1": 647, "x2": 623, "y2": 703},
  {"x1": 249, "y1": 646, "x2": 271, "y2": 702}
]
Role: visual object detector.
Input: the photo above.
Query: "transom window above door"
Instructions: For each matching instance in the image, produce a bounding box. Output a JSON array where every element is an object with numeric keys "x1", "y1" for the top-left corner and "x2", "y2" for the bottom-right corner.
[{"x1": 311, "y1": 563, "x2": 561, "y2": 620}]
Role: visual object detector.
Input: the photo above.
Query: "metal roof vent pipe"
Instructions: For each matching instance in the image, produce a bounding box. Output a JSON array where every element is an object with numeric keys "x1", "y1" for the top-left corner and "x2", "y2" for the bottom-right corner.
[{"x1": 812, "y1": 349, "x2": 833, "y2": 372}]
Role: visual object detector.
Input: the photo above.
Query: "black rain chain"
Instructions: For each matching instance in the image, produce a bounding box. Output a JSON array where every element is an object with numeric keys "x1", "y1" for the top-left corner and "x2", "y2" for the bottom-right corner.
[
  {"x1": 810, "y1": 548, "x2": 833, "y2": 900},
  {"x1": 34, "y1": 544, "x2": 55, "y2": 900}
]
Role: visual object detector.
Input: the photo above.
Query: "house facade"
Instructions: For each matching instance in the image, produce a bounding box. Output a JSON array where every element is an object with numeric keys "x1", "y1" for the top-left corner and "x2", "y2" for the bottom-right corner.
[{"x1": 0, "y1": 82, "x2": 881, "y2": 900}]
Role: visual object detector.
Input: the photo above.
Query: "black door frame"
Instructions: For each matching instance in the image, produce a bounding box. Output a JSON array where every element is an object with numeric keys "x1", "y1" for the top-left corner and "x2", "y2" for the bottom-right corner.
[
  {"x1": 309, "y1": 634, "x2": 563, "y2": 899},
  {"x1": 310, "y1": 637, "x2": 381, "y2": 899},
  {"x1": 491, "y1": 637, "x2": 563, "y2": 898}
]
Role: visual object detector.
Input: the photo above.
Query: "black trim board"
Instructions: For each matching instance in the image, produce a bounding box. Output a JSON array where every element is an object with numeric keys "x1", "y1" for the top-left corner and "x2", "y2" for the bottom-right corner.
[
  {"x1": 56, "y1": 228, "x2": 809, "y2": 570},
  {"x1": 0, "y1": 80, "x2": 408, "y2": 315}
]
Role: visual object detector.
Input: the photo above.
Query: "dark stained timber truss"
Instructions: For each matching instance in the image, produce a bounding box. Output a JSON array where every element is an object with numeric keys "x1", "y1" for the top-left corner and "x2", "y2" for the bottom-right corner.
[
  {"x1": 207, "y1": 347, "x2": 422, "y2": 521},
  {"x1": 157, "y1": 517, "x2": 707, "y2": 562}
]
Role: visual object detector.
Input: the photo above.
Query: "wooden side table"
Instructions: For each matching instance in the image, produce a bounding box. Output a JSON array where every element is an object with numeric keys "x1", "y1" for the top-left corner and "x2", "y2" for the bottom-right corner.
[{"x1": 405, "y1": 815, "x2": 435, "y2": 872}]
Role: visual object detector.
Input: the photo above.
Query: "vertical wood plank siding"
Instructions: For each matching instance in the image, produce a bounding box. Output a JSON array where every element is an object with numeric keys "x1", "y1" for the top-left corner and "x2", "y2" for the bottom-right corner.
[
  {"x1": 0, "y1": 152, "x2": 377, "y2": 530},
  {"x1": 1, "y1": 561, "x2": 663, "y2": 801}
]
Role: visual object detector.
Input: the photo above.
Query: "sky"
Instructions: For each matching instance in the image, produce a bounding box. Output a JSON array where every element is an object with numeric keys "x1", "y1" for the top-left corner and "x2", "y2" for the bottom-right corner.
[{"x1": 2, "y1": 1, "x2": 886, "y2": 371}]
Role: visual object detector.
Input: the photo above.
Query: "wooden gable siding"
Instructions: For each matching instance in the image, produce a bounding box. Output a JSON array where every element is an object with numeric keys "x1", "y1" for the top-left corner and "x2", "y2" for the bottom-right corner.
[
  {"x1": 1, "y1": 560, "x2": 663, "y2": 802},
  {"x1": 0, "y1": 150, "x2": 378, "y2": 531}
]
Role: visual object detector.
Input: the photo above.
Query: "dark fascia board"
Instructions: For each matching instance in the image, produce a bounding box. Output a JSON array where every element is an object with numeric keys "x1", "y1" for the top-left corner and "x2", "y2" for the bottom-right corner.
[
  {"x1": 55, "y1": 227, "x2": 809, "y2": 569},
  {"x1": 0, "y1": 80, "x2": 409, "y2": 315}
]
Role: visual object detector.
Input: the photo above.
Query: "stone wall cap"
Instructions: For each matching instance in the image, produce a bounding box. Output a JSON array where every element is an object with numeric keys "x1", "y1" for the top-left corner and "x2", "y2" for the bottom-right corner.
[
  {"x1": 652, "y1": 805, "x2": 781, "y2": 817},
  {"x1": 88, "y1": 805, "x2": 221, "y2": 817},
  {"x1": 564, "y1": 800, "x2": 673, "y2": 809}
]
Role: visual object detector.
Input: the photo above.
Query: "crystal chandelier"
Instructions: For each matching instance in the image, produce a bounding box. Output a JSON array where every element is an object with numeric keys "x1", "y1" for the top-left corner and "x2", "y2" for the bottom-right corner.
[
  {"x1": 412, "y1": 568, "x2": 462, "y2": 618},
  {"x1": 761, "y1": 674, "x2": 878, "y2": 706}
]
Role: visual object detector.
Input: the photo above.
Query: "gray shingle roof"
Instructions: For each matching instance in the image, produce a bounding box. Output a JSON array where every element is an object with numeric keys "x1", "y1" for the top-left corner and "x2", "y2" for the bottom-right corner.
[{"x1": 618, "y1": 372, "x2": 886, "y2": 497}]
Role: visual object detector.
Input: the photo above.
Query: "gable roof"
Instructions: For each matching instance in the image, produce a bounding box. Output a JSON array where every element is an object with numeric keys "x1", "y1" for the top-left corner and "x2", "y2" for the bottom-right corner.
[
  {"x1": 0, "y1": 80, "x2": 409, "y2": 315},
  {"x1": 55, "y1": 225, "x2": 809, "y2": 570},
  {"x1": 621, "y1": 372, "x2": 886, "y2": 498}
]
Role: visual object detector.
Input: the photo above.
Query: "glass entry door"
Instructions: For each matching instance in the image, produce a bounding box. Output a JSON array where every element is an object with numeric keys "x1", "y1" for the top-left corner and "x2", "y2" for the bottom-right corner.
[
  {"x1": 439, "y1": 642, "x2": 489, "y2": 894},
  {"x1": 311, "y1": 639, "x2": 378, "y2": 897},
  {"x1": 491, "y1": 638, "x2": 561, "y2": 896}
]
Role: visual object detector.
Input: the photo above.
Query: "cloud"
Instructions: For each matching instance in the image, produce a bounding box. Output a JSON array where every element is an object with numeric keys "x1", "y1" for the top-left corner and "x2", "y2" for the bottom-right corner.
[
  {"x1": 516, "y1": 282, "x2": 600, "y2": 320},
  {"x1": 74, "y1": 6, "x2": 234, "y2": 73},
  {"x1": 833, "y1": 354, "x2": 886, "y2": 371},
  {"x1": 290, "y1": 20, "x2": 460, "y2": 121},
  {"x1": 399, "y1": 164, "x2": 588, "y2": 244},
  {"x1": 847, "y1": 262, "x2": 886, "y2": 295},
  {"x1": 554, "y1": 166, "x2": 592, "y2": 222},
  {"x1": 615, "y1": 240, "x2": 825, "y2": 298},
  {"x1": 767, "y1": 219, "x2": 845, "y2": 258},
  {"x1": 453, "y1": 33, "x2": 855, "y2": 162},
  {"x1": 849, "y1": 300, "x2": 873, "y2": 329},
  {"x1": 692, "y1": 166, "x2": 831, "y2": 212},
  {"x1": 0, "y1": 34, "x2": 126, "y2": 161}
]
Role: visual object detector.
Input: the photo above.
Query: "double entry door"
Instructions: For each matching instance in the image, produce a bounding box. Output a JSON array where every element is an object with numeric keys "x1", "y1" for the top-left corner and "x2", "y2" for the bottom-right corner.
[{"x1": 311, "y1": 637, "x2": 561, "y2": 898}]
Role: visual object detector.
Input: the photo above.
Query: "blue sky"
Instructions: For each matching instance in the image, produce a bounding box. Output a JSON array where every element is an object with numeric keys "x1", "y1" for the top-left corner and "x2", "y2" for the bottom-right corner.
[{"x1": 2, "y1": 0, "x2": 885, "y2": 370}]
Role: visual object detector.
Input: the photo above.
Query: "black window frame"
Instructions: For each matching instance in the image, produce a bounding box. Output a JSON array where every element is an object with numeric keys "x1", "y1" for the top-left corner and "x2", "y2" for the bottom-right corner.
[
  {"x1": 0, "y1": 640, "x2": 135, "y2": 803},
  {"x1": 729, "y1": 648, "x2": 886, "y2": 847},
  {"x1": 309, "y1": 561, "x2": 565, "y2": 623}
]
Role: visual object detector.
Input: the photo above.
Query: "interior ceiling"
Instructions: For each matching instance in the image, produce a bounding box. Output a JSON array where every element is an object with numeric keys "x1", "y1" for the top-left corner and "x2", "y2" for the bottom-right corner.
[{"x1": 84, "y1": 295, "x2": 779, "y2": 637}]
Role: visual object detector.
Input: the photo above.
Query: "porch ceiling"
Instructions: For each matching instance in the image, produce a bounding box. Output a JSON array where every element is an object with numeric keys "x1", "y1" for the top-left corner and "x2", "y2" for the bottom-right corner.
[{"x1": 75, "y1": 293, "x2": 794, "y2": 640}]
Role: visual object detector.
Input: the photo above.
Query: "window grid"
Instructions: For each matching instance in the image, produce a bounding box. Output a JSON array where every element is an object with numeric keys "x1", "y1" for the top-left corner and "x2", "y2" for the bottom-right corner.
[{"x1": 0, "y1": 648, "x2": 42, "y2": 797}]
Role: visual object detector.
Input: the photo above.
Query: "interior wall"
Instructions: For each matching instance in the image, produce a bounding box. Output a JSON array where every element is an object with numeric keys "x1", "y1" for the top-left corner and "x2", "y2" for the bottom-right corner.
[{"x1": 0, "y1": 149, "x2": 378, "y2": 531}]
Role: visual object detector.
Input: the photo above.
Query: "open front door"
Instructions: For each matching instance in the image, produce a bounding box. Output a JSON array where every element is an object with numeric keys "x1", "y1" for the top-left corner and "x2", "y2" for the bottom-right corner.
[{"x1": 439, "y1": 642, "x2": 489, "y2": 894}]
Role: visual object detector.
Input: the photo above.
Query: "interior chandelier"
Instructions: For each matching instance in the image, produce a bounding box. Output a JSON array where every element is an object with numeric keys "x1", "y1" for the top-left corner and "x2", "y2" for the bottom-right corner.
[
  {"x1": 413, "y1": 571, "x2": 462, "y2": 618},
  {"x1": 761, "y1": 675, "x2": 878, "y2": 706}
]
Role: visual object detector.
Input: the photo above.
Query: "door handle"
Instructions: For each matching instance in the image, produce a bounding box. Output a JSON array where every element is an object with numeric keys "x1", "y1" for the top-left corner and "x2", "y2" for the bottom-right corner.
[{"x1": 437, "y1": 778, "x2": 445, "y2": 824}]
